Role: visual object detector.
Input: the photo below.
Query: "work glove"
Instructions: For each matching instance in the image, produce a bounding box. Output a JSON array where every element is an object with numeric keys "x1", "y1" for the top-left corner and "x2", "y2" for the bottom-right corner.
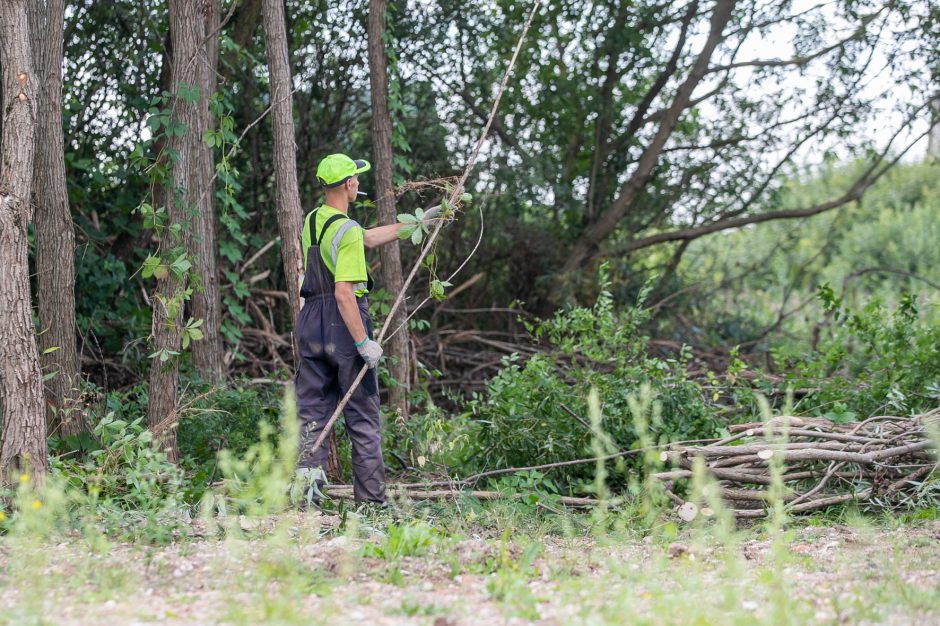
[
  {"x1": 419, "y1": 205, "x2": 442, "y2": 227},
  {"x1": 357, "y1": 338, "x2": 383, "y2": 369}
]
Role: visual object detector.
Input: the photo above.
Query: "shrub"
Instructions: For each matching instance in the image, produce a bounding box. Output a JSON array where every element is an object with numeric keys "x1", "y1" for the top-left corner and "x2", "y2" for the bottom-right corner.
[
  {"x1": 176, "y1": 378, "x2": 284, "y2": 473},
  {"x1": 468, "y1": 265, "x2": 722, "y2": 488},
  {"x1": 781, "y1": 287, "x2": 940, "y2": 418}
]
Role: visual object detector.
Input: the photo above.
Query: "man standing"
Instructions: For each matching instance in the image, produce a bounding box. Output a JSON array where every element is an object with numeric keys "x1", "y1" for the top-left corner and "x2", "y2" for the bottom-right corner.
[{"x1": 293, "y1": 153, "x2": 436, "y2": 508}]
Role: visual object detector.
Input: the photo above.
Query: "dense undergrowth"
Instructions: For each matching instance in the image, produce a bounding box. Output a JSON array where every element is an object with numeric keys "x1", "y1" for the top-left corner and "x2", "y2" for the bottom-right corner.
[
  {"x1": 4, "y1": 165, "x2": 940, "y2": 545},
  {"x1": 4, "y1": 260, "x2": 938, "y2": 540},
  {"x1": 2, "y1": 295, "x2": 938, "y2": 624}
]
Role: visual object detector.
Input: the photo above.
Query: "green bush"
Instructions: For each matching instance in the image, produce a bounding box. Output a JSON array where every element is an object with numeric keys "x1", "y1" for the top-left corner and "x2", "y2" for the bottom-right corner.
[
  {"x1": 176, "y1": 379, "x2": 284, "y2": 472},
  {"x1": 49, "y1": 411, "x2": 185, "y2": 541},
  {"x1": 468, "y1": 266, "x2": 722, "y2": 488},
  {"x1": 781, "y1": 288, "x2": 940, "y2": 418}
]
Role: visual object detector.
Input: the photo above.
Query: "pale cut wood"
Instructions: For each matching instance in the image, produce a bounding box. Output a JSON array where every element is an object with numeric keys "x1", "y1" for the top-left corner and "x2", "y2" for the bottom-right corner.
[
  {"x1": 658, "y1": 410, "x2": 938, "y2": 520},
  {"x1": 324, "y1": 485, "x2": 596, "y2": 507}
]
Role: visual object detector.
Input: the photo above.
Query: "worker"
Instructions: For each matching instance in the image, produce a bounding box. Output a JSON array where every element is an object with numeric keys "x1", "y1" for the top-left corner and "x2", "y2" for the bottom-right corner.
[{"x1": 292, "y1": 153, "x2": 438, "y2": 509}]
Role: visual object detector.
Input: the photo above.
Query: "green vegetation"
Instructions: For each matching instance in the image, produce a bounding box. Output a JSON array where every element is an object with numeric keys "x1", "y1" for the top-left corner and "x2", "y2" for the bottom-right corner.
[
  {"x1": 2, "y1": 410, "x2": 939, "y2": 624},
  {"x1": 1, "y1": 1, "x2": 938, "y2": 622}
]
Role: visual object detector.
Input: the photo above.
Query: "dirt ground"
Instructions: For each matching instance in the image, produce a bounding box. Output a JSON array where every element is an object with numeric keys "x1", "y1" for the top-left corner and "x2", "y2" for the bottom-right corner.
[{"x1": 2, "y1": 513, "x2": 939, "y2": 625}]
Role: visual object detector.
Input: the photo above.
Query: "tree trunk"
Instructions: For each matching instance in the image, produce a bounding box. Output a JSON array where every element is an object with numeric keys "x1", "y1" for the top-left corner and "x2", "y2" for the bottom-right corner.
[
  {"x1": 149, "y1": 0, "x2": 209, "y2": 461},
  {"x1": 0, "y1": 0, "x2": 47, "y2": 476},
  {"x1": 260, "y1": 0, "x2": 303, "y2": 343},
  {"x1": 928, "y1": 91, "x2": 940, "y2": 160},
  {"x1": 262, "y1": 0, "x2": 337, "y2": 472},
  {"x1": 191, "y1": 0, "x2": 224, "y2": 381},
  {"x1": 368, "y1": 0, "x2": 410, "y2": 419},
  {"x1": 29, "y1": 0, "x2": 84, "y2": 438},
  {"x1": 562, "y1": 0, "x2": 736, "y2": 274}
]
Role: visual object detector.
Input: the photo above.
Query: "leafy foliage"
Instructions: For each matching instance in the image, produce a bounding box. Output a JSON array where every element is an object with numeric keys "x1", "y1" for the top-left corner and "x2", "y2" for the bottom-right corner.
[
  {"x1": 783, "y1": 290, "x2": 940, "y2": 418},
  {"x1": 469, "y1": 265, "x2": 722, "y2": 486}
]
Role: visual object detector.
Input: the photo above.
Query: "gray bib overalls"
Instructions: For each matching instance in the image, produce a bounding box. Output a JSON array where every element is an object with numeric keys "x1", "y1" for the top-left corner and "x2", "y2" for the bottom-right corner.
[{"x1": 294, "y1": 209, "x2": 385, "y2": 503}]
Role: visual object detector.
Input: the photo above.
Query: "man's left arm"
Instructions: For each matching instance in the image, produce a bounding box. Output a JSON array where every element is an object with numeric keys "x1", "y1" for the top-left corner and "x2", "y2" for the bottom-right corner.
[
  {"x1": 363, "y1": 223, "x2": 403, "y2": 248},
  {"x1": 363, "y1": 206, "x2": 441, "y2": 249}
]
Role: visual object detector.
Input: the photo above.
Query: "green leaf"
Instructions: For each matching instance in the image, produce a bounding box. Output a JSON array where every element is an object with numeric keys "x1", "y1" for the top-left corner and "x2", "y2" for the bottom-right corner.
[
  {"x1": 142, "y1": 256, "x2": 162, "y2": 279},
  {"x1": 42, "y1": 345, "x2": 61, "y2": 355},
  {"x1": 430, "y1": 279, "x2": 446, "y2": 301},
  {"x1": 177, "y1": 82, "x2": 200, "y2": 104},
  {"x1": 170, "y1": 255, "x2": 192, "y2": 277},
  {"x1": 397, "y1": 213, "x2": 417, "y2": 223},
  {"x1": 410, "y1": 227, "x2": 423, "y2": 246}
]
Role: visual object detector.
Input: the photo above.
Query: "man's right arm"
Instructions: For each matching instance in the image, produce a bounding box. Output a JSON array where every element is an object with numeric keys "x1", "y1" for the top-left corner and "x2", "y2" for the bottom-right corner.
[
  {"x1": 334, "y1": 281, "x2": 366, "y2": 345},
  {"x1": 334, "y1": 281, "x2": 382, "y2": 368}
]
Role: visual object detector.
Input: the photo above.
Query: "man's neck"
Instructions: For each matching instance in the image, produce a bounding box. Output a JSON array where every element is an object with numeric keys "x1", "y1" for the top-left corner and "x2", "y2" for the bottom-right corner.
[{"x1": 323, "y1": 194, "x2": 349, "y2": 214}]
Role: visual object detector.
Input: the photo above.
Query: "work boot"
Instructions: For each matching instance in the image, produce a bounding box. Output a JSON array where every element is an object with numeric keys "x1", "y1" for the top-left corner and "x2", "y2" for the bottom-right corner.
[{"x1": 290, "y1": 467, "x2": 328, "y2": 511}]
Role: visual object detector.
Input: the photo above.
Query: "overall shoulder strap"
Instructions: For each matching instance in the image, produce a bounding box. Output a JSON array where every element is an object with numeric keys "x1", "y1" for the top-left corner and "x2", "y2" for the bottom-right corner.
[
  {"x1": 317, "y1": 213, "x2": 348, "y2": 246},
  {"x1": 303, "y1": 209, "x2": 317, "y2": 241}
]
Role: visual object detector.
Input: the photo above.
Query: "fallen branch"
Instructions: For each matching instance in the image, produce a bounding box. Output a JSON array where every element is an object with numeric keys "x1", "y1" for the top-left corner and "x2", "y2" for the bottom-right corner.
[
  {"x1": 324, "y1": 485, "x2": 596, "y2": 508},
  {"x1": 654, "y1": 408, "x2": 939, "y2": 520}
]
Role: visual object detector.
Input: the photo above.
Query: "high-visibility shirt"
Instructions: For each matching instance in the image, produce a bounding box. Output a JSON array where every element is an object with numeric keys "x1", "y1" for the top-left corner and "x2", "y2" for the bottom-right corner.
[{"x1": 300, "y1": 204, "x2": 369, "y2": 296}]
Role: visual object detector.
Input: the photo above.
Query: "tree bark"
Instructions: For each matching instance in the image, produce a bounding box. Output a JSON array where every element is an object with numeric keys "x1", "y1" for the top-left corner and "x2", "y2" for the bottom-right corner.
[
  {"x1": 260, "y1": 0, "x2": 303, "y2": 347},
  {"x1": 368, "y1": 0, "x2": 410, "y2": 419},
  {"x1": 149, "y1": 0, "x2": 208, "y2": 461},
  {"x1": 29, "y1": 0, "x2": 84, "y2": 437},
  {"x1": 191, "y1": 0, "x2": 224, "y2": 381},
  {"x1": 562, "y1": 0, "x2": 736, "y2": 274},
  {"x1": 0, "y1": 0, "x2": 47, "y2": 476},
  {"x1": 928, "y1": 91, "x2": 940, "y2": 159}
]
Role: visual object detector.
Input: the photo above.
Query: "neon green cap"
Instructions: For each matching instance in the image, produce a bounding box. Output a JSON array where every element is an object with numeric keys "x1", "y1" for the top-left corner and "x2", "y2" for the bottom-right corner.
[{"x1": 316, "y1": 153, "x2": 371, "y2": 188}]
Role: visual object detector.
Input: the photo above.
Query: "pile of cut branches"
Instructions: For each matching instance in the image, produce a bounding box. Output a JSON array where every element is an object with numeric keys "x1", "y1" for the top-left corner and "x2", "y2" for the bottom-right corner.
[{"x1": 655, "y1": 409, "x2": 940, "y2": 520}]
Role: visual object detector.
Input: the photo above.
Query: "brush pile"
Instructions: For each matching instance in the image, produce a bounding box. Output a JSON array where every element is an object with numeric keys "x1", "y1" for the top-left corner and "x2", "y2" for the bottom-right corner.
[{"x1": 655, "y1": 409, "x2": 940, "y2": 520}]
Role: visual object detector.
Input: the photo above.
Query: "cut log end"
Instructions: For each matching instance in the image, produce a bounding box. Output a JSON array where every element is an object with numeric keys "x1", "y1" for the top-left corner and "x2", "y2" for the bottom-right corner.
[{"x1": 677, "y1": 501, "x2": 698, "y2": 522}]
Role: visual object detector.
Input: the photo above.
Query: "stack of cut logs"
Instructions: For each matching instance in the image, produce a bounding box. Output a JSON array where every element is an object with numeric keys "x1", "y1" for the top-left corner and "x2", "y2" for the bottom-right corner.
[{"x1": 655, "y1": 409, "x2": 940, "y2": 520}]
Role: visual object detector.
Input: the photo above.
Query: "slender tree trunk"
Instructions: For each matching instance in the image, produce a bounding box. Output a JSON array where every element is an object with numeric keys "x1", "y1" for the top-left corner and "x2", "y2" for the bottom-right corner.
[
  {"x1": 151, "y1": 32, "x2": 173, "y2": 246},
  {"x1": 191, "y1": 0, "x2": 224, "y2": 381},
  {"x1": 149, "y1": 0, "x2": 208, "y2": 461},
  {"x1": 928, "y1": 91, "x2": 940, "y2": 159},
  {"x1": 29, "y1": 0, "x2": 84, "y2": 437},
  {"x1": 368, "y1": 0, "x2": 410, "y2": 419},
  {"x1": 262, "y1": 0, "x2": 339, "y2": 475},
  {"x1": 260, "y1": 0, "x2": 303, "y2": 341},
  {"x1": 0, "y1": 0, "x2": 47, "y2": 476}
]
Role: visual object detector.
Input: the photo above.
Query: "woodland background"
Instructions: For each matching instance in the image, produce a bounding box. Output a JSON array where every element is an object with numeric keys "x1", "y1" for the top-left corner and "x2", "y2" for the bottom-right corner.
[{"x1": 0, "y1": 0, "x2": 938, "y2": 506}]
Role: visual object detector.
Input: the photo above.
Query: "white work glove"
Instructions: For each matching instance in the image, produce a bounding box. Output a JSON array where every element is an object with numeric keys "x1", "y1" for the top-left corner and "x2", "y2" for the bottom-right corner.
[
  {"x1": 419, "y1": 205, "x2": 442, "y2": 227},
  {"x1": 357, "y1": 338, "x2": 383, "y2": 369}
]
